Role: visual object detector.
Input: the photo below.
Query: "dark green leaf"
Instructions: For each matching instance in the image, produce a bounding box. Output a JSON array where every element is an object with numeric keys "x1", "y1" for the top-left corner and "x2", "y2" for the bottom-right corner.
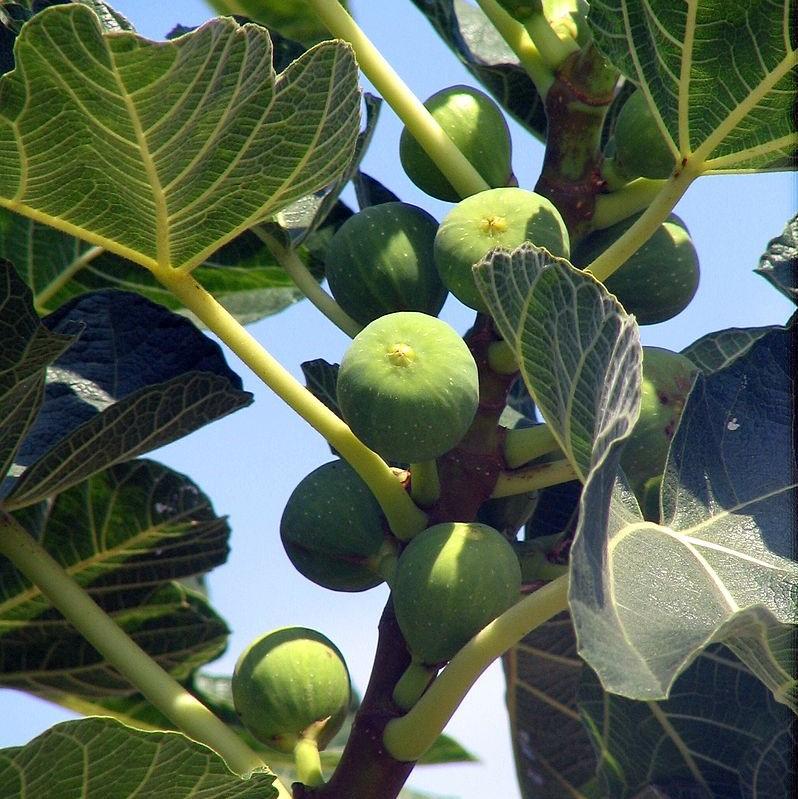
[
  {"x1": 475, "y1": 243, "x2": 642, "y2": 482},
  {"x1": 571, "y1": 326, "x2": 798, "y2": 704},
  {"x1": 755, "y1": 214, "x2": 798, "y2": 305},
  {"x1": 0, "y1": 581, "x2": 228, "y2": 697},
  {"x1": 0, "y1": 459, "x2": 231, "y2": 698},
  {"x1": 503, "y1": 613, "x2": 597, "y2": 798},
  {"x1": 579, "y1": 645, "x2": 796, "y2": 799},
  {"x1": 3, "y1": 291, "x2": 251, "y2": 507},
  {"x1": 0, "y1": 261, "x2": 73, "y2": 487},
  {"x1": 301, "y1": 359, "x2": 341, "y2": 417},
  {"x1": 0, "y1": 7, "x2": 360, "y2": 271},
  {"x1": 0, "y1": 207, "x2": 325, "y2": 324},
  {"x1": 409, "y1": 0, "x2": 547, "y2": 141},
  {"x1": 354, "y1": 171, "x2": 402, "y2": 210},
  {"x1": 681, "y1": 326, "x2": 775, "y2": 375},
  {"x1": 417, "y1": 733, "x2": 477, "y2": 765},
  {"x1": 0, "y1": 717, "x2": 278, "y2": 798},
  {"x1": 588, "y1": 0, "x2": 797, "y2": 173}
]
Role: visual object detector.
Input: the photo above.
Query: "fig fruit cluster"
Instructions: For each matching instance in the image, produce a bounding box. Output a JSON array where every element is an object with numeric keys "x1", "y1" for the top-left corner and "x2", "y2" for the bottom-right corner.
[
  {"x1": 281, "y1": 459, "x2": 395, "y2": 592},
  {"x1": 400, "y1": 85, "x2": 513, "y2": 202},
  {"x1": 325, "y1": 202, "x2": 446, "y2": 326},
  {"x1": 621, "y1": 346, "x2": 698, "y2": 503},
  {"x1": 337, "y1": 312, "x2": 480, "y2": 463},
  {"x1": 232, "y1": 627, "x2": 350, "y2": 753},
  {"x1": 392, "y1": 522, "x2": 521, "y2": 667},
  {"x1": 572, "y1": 213, "x2": 699, "y2": 325}
]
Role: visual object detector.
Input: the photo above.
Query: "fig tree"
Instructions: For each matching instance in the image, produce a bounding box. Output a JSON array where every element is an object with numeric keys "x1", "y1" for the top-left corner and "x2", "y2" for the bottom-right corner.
[
  {"x1": 337, "y1": 312, "x2": 480, "y2": 463},
  {"x1": 280, "y1": 459, "x2": 396, "y2": 592},
  {"x1": 613, "y1": 89, "x2": 676, "y2": 180},
  {"x1": 232, "y1": 627, "x2": 350, "y2": 753},
  {"x1": 400, "y1": 85, "x2": 513, "y2": 202},
  {"x1": 620, "y1": 347, "x2": 698, "y2": 497},
  {"x1": 325, "y1": 202, "x2": 446, "y2": 326},
  {"x1": 434, "y1": 187, "x2": 570, "y2": 312},
  {"x1": 393, "y1": 522, "x2": 521, "y2": 666},
  {"x1": 572, "y1": 214, "x2": 699, "y2": 324}
]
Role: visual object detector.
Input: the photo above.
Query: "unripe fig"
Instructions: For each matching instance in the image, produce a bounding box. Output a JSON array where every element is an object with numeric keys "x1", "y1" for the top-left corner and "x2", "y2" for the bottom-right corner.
[
  {"x1": 613, "y1": 90, "x2": 676, "y2": 180},
  {"x1": 393, "y1": 522, "x2": 521, "y2": 665},
  {"x1": 434, "y1": 187, "x2": 570, "y2": 311},
  {"x1": 400, "y1": 85, "x2": 513, "y2": 202},
  {"x1": 232, "y1": 627, "x2": 350, "y2": 753},
  {"x1": 325, "y1": 203, "x2": 446, "y2": 326},
  {"x1": 572, "y1": 214, "x2": 699, "y2": 324},
  {"x1": 620, "y1": 347, "x2": 698, "y2": 496},
  {"x1": 280, "y1": 459, "x2": 395, "y2": 592},
  {"x1": 337, "y1": 312, "x2": 479, "y2": 463}
]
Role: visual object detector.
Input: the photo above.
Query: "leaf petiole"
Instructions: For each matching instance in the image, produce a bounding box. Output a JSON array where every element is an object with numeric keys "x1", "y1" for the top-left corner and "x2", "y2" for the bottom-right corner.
[
  {"x1": 308, "y1": 0, "x2": 490, "y2": 199},
  {"x1": 502, "y1": 424, "x2": 561, "y2": 469},
  {"x1": 492, "y1": 458, "x2": 578, "y2": 497},
  {"x1": 383, "y1": 574, "x2": 569, "y2": 762},
  {"x1": 254, "y1": 225, "x2": 363, "y2": 339},
  {"x1": 587, "y1": 165, "x2": 698, "y2": 283},
  {"x1": 154, "y1": 267, "x2": 428, "y2": 540}
]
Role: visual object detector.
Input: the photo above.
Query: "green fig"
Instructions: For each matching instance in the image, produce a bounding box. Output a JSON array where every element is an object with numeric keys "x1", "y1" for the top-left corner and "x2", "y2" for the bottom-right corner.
[
  {"x1": 325, "y1": 202, "x2": 446, "y2": 326},
  {"x1": 337, "y1": 312, "x2": 480, "y2": 463},
  {"x1": 232, "y1": 627, "x2": 350, "y2": 753},
  {"x1": 393, "y1": 522, "x2": 521, "y2": 666},
  {"x1": 400, "y1": 85, "x2": 513, "y2": 202},
  {"x1": 621, "y1": 347, "x2": 698, "y2": 496},
  {"x1": 280, "y1": 459, "x2": 396, "y2": 592},
  {"x1": 572, "y1": 214, "x2": 699, "y2": 324},
  {"x1": 434, "y1": 187, "x2": 570, "y2": 311},
  {"x1": 613, "y1": 89, "x2": 676, "y2": 180}
]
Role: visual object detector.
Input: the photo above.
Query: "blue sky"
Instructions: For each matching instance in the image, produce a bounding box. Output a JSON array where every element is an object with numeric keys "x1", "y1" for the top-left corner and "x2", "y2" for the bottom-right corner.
[{"x1": 1, "y1": 3, "x2": 794, "y2": 799}]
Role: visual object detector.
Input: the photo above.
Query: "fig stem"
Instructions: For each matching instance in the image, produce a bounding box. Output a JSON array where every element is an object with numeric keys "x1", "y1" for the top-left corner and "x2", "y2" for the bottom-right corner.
[
  {"x1": 523, "y1": 11, "x2": 579, "y2": 72},
  {"x1": 474, "y1": 0, "x2": 553, "y2": 98},
  {"x1": 502, "y1": 424, "x2": 561, "y2": 469},
  {"x1": 255, "y1": 226, "x2": 362, "y2": 339},
  {"x1": 409, "y1": 460, "x2": 441, "y2": 508},
  {"x1": 0, "y1": 511, "x2": 288, "y2": 791},
  {"x1": 491, "y1": 458, "x2": 578, "y2": 497},
  {"x1": 486, "y1": 340, "x2": 518, "y2": 375},
  {"x1": 392, "y1": 661, "x2": 437, "y2": 712},
  {"x1": 587, "y1": 165, "x2": 698, "y2": 283},
  {"x1": 590, "y1": 177, "x2": 667, "y2": 230},
  {"x1": 33, "y1": 244, "x2": 105, "y2": 313},
  {"x1": 294, "y1": 737, "x2": 325, "y2": 788},
  {"x1": 383, "y1": 574, "x2": 569, "y2": 762},
  {"x1": 308, "y1": 0, "x2": 490, "y2": 199},
  {"x1": 154, "y1": 267, "x2": 428, "y2": 541}
]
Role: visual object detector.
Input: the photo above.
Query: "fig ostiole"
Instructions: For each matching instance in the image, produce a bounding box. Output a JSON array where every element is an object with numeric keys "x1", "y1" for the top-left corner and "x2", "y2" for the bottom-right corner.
[
  {"x1": 325, "y1": 202, "x2": 447, "y2": 326},
  {"x1": 573, "y1": 213, "x2": 699, "y2": 325},
  {"x1": 392, "y1": 522, "x2": 522, "y2": 668},
  {"x1": 620, "y1": 347, "x2": 698, "y2": 498},
  {"x1": 400, "y1": 85, "x2": 513, "y2": 202},
  {"x1": 337, "y1": 312, "x2": 480, "y2": 463},
  {"x1": 434, "y1": 187, "x2": 570, "y2": 312},
  {"x1": 612, "y1": 89, "x2": 676, "y2": 181},
  {"x1": 232, "y1": 627, "x2": 351, "y2": 754},
  {"x1": 281, "y1": 459, "x2": 397, "y2": 592}
]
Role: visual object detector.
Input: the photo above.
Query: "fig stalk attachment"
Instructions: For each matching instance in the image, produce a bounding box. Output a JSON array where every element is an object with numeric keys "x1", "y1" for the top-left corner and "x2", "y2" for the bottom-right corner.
[
  {"x1": 503, "y1": 424, "x2": 561, "y2": 469},
  {"x1": 294, "y1": 737, "x2": 326, "y2": 788},
  {"x1": 392, "y1": 662, "x2": 438, "y2": 712},
  {"x1": 409, "y1": 460, "x2": 441, "y2": 508}
]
